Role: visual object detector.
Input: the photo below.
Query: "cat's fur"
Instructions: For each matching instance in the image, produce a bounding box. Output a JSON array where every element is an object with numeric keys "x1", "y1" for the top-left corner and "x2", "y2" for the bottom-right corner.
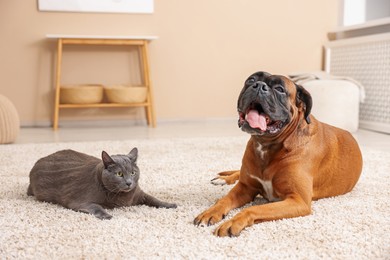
[{"x1": 27, "y1": 148, "x2": 177, "y2": 219}]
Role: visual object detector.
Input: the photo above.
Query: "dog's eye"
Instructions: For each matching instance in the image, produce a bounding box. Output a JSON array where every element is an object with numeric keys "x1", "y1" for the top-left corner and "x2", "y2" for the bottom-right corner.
[
  {"x1": 246, "y1": 78, "x2": 256, "y2": 85},
  {"x1": 275, "y1": 86, "x2": 285, "y2": 93}
]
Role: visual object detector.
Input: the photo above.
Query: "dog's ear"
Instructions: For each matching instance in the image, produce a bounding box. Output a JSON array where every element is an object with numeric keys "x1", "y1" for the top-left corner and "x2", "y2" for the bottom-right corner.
[{"x1": 295, "y1": 84, "x2": 312, "y2": 124}]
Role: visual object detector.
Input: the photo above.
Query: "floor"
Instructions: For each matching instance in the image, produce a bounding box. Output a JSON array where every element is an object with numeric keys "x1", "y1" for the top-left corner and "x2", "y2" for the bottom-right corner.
[{"x1": 14, "y1": 120, "x2": 390, "y2": 152}]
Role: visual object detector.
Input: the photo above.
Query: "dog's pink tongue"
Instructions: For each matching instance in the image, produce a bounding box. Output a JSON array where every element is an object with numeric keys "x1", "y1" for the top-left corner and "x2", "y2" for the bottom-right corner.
[{"x1": 246, "y1": 110, "x2": 267, "y2": 131}]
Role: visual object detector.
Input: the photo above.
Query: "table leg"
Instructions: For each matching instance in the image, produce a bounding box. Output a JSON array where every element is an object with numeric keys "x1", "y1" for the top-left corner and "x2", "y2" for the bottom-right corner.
[
  {"x1": 140, "y1": 41, "x2": 156, "y2": 127},
  {"x1": 53, "y1": 39, "x2": 63, "y2": 130}
]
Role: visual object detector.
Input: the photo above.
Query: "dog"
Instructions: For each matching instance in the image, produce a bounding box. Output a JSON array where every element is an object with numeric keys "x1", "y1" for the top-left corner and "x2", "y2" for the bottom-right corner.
[{"x1": 194, "y1": 71, "x2": 363, "y2": 237}]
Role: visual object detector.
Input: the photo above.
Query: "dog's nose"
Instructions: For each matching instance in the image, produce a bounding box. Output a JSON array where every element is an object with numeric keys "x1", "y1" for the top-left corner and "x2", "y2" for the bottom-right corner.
[{"x1": 253, "y1": 82, "x2": 269, "y2": 93}]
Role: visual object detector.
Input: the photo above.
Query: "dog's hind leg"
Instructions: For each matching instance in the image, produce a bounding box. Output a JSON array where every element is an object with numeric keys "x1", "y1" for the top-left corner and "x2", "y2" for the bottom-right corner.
[{"x1": 211, "y1": 170, "x2": 240, "y2": 185}]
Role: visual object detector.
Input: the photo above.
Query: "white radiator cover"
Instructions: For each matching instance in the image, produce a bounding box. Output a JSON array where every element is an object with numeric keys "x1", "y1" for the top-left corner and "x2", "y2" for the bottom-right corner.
[{"x1": 324, "y1": 32, "x2": 390, "y2": 134}]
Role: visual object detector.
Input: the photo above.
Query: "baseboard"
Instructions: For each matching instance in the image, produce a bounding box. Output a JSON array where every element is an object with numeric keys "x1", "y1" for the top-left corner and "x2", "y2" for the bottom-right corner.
[{"x1": 359, "y1": 120, "x2": 390, "y2": 134}]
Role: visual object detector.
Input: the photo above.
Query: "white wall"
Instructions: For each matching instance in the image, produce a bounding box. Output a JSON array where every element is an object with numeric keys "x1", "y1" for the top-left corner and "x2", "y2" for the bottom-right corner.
[{"x1": 343, "y1": 0, "x2": 390, "y2": 26}]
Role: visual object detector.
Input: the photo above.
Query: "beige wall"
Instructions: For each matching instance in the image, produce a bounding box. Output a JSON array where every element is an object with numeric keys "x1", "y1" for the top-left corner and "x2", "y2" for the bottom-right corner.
[{"x1": 0, "y1": 0, "x2": 339, "y2": 126}]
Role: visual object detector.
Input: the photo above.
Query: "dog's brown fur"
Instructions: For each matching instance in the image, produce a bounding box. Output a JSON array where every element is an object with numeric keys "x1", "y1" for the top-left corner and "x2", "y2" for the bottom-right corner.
[{"x1": 194, "y1": 73, "x2": 362, "y2": 237}]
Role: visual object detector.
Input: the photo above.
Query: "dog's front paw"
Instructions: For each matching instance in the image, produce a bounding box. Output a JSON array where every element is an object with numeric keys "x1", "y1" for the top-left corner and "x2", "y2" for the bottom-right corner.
[
  {"x1": 213, "y1": 213, "x2": 252, "y2": 237},
  {"x1": 193, "y1": 207, "x2": 226, "y2": 226}
]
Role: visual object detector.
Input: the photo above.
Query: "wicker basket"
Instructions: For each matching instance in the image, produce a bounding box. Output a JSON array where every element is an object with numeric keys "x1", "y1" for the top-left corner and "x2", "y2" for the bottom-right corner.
[
  {"x1": 104, "y1": 85, "x2": 147, "y2": 104},
  {"x1": 60, "y1": 85, "x2": 104, "y2": 104}
]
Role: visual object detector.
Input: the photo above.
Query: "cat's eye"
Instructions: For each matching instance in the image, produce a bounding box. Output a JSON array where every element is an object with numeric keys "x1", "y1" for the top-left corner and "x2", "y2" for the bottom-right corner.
[
  {"x1": 116, "y1": 172, "x2": 123, "y2": 177},
  {"x1": 130, "y1": 171, "x2": 136, "y2": 176}
]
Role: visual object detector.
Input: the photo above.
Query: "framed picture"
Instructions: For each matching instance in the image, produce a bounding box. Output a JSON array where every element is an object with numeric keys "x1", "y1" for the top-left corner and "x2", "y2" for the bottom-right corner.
[{"x1": 38, "y1": 0, "x2": 154, "y2": 14}]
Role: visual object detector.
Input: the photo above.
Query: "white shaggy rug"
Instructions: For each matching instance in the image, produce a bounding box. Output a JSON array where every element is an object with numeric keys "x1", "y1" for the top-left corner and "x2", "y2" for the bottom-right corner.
[{"x1": 0, "y1": 136, "x2": 389, "y2": 259}]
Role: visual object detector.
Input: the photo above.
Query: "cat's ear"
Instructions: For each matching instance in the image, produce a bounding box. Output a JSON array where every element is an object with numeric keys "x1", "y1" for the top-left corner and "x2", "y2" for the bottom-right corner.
[
  {"x1": 128, "y1": 147, "x2": 138, "y2": 162},
  {"x1": 101, "y1": 151, "x2": 115, "y2": 168}
]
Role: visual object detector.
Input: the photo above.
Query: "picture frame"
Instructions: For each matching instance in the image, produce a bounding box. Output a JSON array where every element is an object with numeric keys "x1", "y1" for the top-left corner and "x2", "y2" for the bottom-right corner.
[{"x1": 38, "y1": 0, "x2": 154, "y2": 14}]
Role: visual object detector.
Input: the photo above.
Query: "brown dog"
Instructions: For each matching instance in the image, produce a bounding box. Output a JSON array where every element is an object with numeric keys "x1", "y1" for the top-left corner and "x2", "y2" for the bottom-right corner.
[{"x1": 194, "y1": 71, "x2": 362, "y2": 237}]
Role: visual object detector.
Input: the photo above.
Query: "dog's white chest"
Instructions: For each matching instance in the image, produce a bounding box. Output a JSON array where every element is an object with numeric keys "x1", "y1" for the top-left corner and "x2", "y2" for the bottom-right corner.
[
  {"x1": 256, "y1": 143, "x2": 267, "y2": 160},
  {"x1": 249, "y1": 174, "x2": 279, "y2": 202}
]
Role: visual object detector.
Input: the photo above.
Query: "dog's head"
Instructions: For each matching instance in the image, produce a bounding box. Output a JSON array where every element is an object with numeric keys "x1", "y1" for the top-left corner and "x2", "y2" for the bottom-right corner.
[{"x1": 237, "y1": 71, "x2": 312, "y2": 136}]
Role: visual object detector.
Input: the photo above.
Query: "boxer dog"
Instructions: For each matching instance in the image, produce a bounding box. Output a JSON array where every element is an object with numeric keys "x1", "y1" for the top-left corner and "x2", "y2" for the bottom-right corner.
[{"x1": 194, "y1": 71, "x2": 362, "y2": 237}]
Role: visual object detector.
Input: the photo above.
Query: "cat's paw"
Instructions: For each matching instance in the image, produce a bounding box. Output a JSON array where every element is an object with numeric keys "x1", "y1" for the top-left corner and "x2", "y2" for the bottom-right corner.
[
  {"x1": 95, "y1": 211, "x2": 113, "y2": 220},
  {"x1": 164, "y1": 202, "x2": 177, "y2": 209}
]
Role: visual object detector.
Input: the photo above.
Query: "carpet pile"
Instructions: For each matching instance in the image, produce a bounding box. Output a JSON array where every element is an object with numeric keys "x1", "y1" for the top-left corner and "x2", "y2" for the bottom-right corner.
[{"x1": 0, "y1": 136, "x2": 389, "y2": 259}]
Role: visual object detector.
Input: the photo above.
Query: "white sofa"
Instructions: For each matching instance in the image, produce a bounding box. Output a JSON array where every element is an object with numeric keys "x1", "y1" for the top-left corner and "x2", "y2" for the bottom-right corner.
[
  {"x1": 289, "y1": 72, "x2": 365, "y2": 133},
  {"x1": 302, "y1": 80, "x2": 360, "y2": 132}
]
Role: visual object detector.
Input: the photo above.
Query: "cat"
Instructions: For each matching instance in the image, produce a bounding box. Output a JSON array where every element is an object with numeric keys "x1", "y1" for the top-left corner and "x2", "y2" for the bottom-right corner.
[{"x1": 27, "y1": 148, "x2": 177, "y2": 219}]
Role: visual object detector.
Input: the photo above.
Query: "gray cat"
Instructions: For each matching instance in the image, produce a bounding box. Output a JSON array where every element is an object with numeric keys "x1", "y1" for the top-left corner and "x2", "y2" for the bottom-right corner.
[{"x1": 27, "y1": 148, "x2": 177, "y2": 219}]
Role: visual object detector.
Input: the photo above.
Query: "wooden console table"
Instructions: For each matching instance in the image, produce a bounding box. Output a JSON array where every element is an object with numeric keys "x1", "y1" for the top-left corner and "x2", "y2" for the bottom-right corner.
[{"x1": 47, "y1": 34, "x2": 157, "y2": 130}]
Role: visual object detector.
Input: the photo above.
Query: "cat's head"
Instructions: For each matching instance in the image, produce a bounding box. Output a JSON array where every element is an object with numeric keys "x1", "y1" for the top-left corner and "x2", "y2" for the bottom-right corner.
[{"x1": 101, "y1": 148, "x2": 140, "y2": 193}]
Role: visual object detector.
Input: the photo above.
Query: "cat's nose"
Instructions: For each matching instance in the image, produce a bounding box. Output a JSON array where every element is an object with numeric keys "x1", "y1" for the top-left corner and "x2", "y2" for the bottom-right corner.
[{"x1": 126, "y1": 181, "x2": 132, "y2": 187}]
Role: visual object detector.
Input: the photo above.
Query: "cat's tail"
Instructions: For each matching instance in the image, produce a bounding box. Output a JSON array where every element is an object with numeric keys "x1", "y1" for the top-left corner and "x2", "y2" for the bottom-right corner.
[{"x1": 27, "y1": 184, "x2": 34, "y2": 196}]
